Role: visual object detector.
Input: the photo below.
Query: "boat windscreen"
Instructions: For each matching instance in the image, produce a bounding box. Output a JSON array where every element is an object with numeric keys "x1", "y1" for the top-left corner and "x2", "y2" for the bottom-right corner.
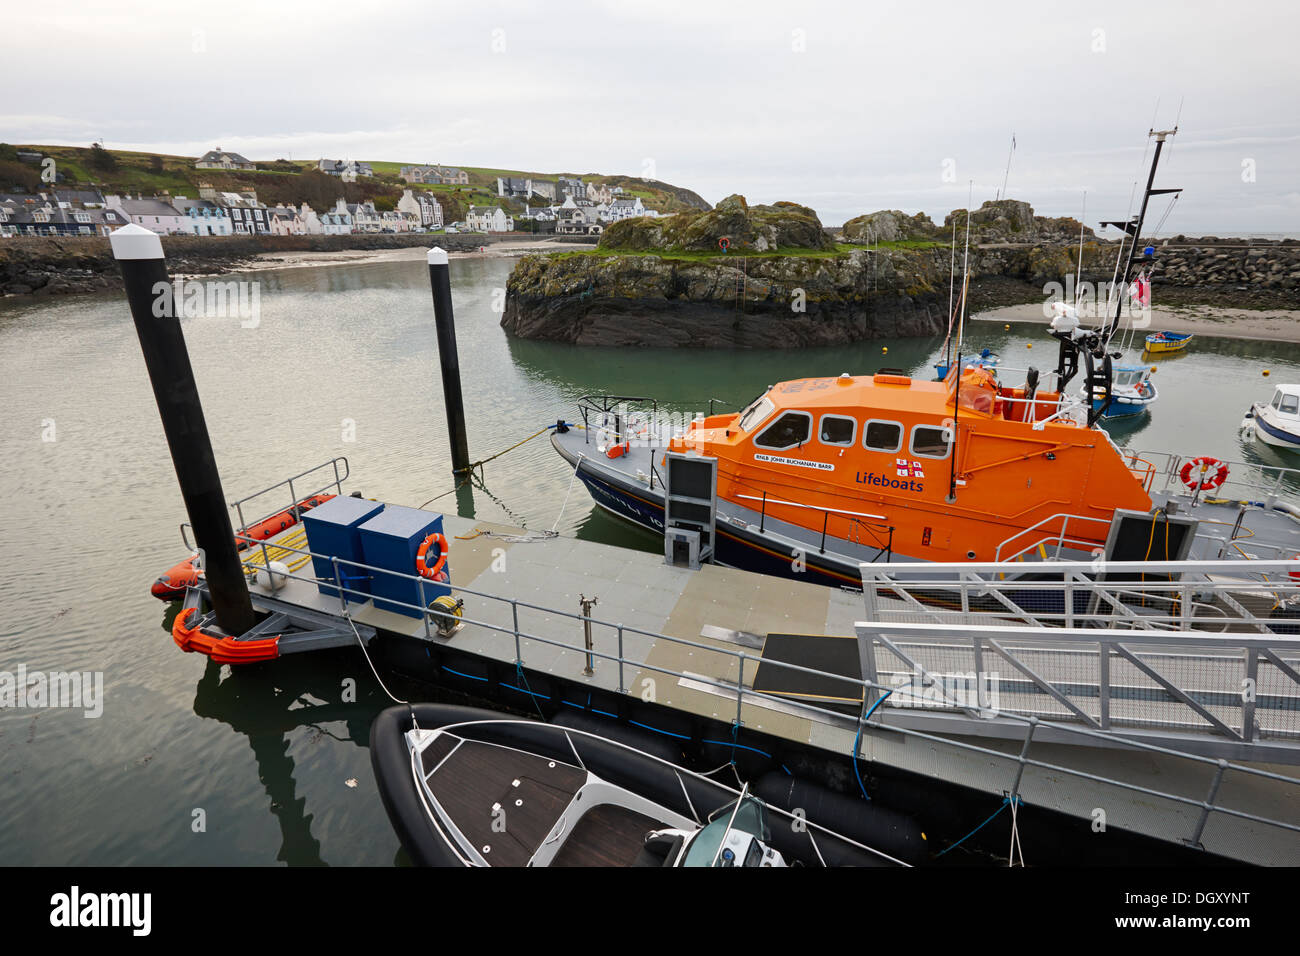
[
  {"x1": 681, "y1": 797, "x2": 771, "y2": 867},
  {"x1": 737, "y1": 396, "x2": 774, "y2": 432}
]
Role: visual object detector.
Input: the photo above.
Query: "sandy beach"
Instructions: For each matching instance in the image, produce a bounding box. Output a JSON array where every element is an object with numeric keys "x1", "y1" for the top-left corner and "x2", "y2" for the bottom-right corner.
[
  {"x1": 243, "y1": 238, "x2": 569, "y2": 273},
  {"x1": 974, "y1": 302, "x2": 1300, "y2": 343}
]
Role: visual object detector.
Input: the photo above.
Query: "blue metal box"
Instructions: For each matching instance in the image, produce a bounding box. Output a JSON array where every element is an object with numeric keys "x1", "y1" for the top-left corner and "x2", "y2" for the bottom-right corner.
[
  {"x1": 357, "y1": 505, "x2": 450, "y2": 617},
  {"x1": 301, "y1": 495, "x2": 386, "y2": 602}
]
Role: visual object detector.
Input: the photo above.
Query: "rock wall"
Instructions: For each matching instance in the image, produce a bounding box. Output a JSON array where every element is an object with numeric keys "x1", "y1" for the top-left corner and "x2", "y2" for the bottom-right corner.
[
  {"x1": 503, "y1": 236, "x2": 1300, "y2": 348},
  {"x1": 0, "y1": 232, "x2": 497, "y2": 298}
]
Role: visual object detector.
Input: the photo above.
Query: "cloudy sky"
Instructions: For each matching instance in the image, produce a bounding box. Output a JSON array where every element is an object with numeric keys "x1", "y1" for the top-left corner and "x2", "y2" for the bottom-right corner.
[{"x1": 5, "y1": 0, "x2": 1297, "y2": 232}]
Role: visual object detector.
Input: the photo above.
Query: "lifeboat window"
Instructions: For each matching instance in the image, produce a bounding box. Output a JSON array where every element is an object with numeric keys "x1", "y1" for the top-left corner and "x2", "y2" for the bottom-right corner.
[
  {"x1": 737, "y1": 396, "x2": 774, "y2": 432},
  {"x1": 1283, "y1": 395, "x2": 1300, "y2": 415},
  {"x1": 910, "y1": 424, "x2": 952, "y2": 459},
  {"x1": 1271, "y1": 390, "x2": 1283, "y2": 410},
  {"x1": 754, "y1": 411, "x2": 812, "y2": 450},
  {"x1": 818, "y1": 414, "x2": 856, "y2": 447},
  {"x1": 863, "y1": 419, "x2": 902, "y2": 453}
]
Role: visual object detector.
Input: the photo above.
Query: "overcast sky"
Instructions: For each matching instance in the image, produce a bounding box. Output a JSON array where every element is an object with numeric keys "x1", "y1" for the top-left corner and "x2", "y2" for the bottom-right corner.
[{"x1": 5, "y1": 0, "x2": 1297, "y2": 233}]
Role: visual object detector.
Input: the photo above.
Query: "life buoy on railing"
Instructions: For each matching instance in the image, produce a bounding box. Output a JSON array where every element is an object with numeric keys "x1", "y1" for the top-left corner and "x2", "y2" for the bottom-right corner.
[
  {"x1": 416, "y1": 532, "x2": 449, "y2": 579},
  {"x1": 1289, "y1": 554, "x2": 1300, "y2": 583},
  {"x1": 606, "y1": 441, "x2": 630, "y2": 459},
  {"x1": 1179, "y1": 456, "x2": 1229, "y2": 492}
]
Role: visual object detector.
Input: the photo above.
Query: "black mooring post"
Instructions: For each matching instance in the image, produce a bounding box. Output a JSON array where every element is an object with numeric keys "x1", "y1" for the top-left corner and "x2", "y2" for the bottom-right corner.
[
  {"x1": 427, "y1": 247, "x2": 471, "y2": 477},
  {"x1": 110, "y1": 224, "x2": 255, "y2": 636}
]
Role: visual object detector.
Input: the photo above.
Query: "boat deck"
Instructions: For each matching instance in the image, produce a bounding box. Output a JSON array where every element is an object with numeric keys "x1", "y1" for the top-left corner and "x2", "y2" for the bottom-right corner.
[
  {"x1": 424, "y1": 738, "x2": 586, "y2": 866},
  {"x1": 243, "y1": 508, "x2": 1300, "y2": 865}
]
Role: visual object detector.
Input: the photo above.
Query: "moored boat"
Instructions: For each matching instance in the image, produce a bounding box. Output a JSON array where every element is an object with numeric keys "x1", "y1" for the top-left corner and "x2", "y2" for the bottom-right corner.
[
  {"x1": 1145, "y1": 331, "x2": 1193, "y2": 354},
  {"x1": 1079, "y1": 364, "x2": 1158, "y2": 419},
  {"x1": 370, "y1": 703, "x2": 918, "y2": 867},
  {"x1": 1243, "y1": 385, "x2": 1300, "y2": 451}
]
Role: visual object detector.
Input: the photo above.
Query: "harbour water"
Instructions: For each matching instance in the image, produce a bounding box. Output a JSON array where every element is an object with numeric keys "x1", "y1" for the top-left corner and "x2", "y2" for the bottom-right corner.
[{"x1": 3, "y1": 253, "x2": 1300, "y2": 864}]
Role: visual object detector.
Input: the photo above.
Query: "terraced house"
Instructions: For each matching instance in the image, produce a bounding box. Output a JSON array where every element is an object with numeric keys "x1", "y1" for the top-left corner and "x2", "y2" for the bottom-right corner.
[
  {"x1": 171, "y1": 196, "x2": 233, "y2": 236},
  {"x1": 465, "y1": 205, "x2": 514, "y2": 232},
  {"x1": 0, "y1": 192, "x2": 130, "y2": 236},
  {"x1": 397, "y1": 189, "x2": 444, "y2": 229}
]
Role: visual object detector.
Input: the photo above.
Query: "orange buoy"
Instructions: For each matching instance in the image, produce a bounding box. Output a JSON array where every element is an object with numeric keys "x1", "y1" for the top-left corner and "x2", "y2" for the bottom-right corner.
[{"x1": 416, "y1": 532, "x2": 449, "y2": 579}]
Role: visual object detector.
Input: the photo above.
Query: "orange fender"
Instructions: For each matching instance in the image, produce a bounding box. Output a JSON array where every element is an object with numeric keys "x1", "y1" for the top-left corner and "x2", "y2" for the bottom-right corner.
[{"x1": 171, "y1": 607, "x2": 280, "y2": 663}]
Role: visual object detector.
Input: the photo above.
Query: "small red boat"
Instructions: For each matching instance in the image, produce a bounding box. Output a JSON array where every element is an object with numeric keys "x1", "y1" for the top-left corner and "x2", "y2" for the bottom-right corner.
[{"x1": 150, "y1": 493, "x2": 336, "y2": 600}]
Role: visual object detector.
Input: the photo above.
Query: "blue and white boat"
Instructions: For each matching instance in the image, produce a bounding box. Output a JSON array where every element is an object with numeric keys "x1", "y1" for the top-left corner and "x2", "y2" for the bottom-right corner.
[
  {"x1": 1243, "y1": 386, "x2": 1300, "y2": 450},
  {"x1": 1080, "y1": 365, "x2": 1158, "y2": 419},
  {"x1": 934, "y1": 348, "x2": 999, "y2": 381}
]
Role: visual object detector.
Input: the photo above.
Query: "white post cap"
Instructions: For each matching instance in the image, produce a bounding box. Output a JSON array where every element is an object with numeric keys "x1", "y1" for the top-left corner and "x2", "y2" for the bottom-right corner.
[
  {"x1": 109, "y1": 223, "x2": 165, "y2": 260},
  {"x1": 427, "y1": 247, "x2": 449, "y2": 266}
]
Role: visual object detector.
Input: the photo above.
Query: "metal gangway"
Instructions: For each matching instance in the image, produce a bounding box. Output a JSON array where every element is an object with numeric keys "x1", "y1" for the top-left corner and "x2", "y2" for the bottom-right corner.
[{"x1": 858, "y1": 559, "x2": 1300, "y2": 763}]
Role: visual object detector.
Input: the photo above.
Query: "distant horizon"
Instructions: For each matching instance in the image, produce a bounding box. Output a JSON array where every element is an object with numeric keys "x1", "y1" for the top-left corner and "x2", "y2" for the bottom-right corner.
[
  {"x1": 5, "y1": 1, "x2": 1296, "y2": 233},
  {"x1": 7, "y1": 139, "x2": 1297, "y2": 240}
]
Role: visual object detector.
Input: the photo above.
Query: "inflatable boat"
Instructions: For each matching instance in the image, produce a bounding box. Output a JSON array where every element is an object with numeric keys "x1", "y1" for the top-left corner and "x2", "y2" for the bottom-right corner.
[
  {"x1": 150, "y1": 492, "x2": 336, "y2": 599},
  {"x1": 370, "y1": 704, "x2": 923, "y2": 867}
]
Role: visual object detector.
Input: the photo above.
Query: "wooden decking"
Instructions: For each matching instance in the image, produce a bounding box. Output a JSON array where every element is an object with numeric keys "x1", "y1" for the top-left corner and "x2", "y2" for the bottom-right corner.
[
  {"x1": 551, "y1": 804, "x2": 665, "y2": 867},
  {"x1": 424, "y1": 739, "x2": 585, "y2": 866}
]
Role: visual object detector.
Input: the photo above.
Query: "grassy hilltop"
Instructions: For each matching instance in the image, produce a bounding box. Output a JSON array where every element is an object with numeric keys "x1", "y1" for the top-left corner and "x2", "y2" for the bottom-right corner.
[{"x1": 0, "y1": 143, "x2": 711, "y2": 223}]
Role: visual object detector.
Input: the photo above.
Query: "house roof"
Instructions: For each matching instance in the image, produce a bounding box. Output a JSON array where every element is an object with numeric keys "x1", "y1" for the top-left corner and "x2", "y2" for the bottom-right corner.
[
  {"x1": 118, "y1": 198, "x2": 183, "y2": 217},
  {"x1": 198, "y1": 149, "x2": 253, "y2": 165}
]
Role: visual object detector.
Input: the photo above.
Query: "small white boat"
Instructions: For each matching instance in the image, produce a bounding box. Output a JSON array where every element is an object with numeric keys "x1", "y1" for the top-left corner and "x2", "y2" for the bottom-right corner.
[
  {"x1": 1079, "y1": 364, "x2": 1158, "y2": 419},
  {"x1": 1243, "y1": 385, "x2": 1300, "y2": 450}
]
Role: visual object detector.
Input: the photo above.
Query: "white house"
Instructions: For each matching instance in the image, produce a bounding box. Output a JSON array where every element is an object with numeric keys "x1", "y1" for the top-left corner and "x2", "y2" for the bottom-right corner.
[
  {"x1": 195, "y1": 148, "x2": 255, "y2": 170},
  {"x1": 398, "y1": 189, "x2": 444, "y2": 229},
  {"x1": 299, "y1": 203, "x2": 324, "y2": 235},
  {"x1": 320, "y1": 199, "x2": 353, "y2": 234},
  {"x1": 171, "y1": 197, "x2": 233, "y2": 236},
  {"x1": 105, "y1": 195, "x2": 188, "y2": 235},
  {"x1": 465, "y1": 205, "x2": 514, "y2": 232},
  {"x1": 608, "y1": 196, "x2": 648, "y2": 222},
  {"x1": 347, "y1": 201, "x2": 384, "y2": 233}
]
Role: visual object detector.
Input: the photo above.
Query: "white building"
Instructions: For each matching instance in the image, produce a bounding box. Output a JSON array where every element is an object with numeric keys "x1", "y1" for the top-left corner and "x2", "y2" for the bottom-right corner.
[
  {"x1": 608, "y1": 196, "x2": 648, "y2": 222},
  {"x1": 465, "y1": 205, "x2": 514, "y2": 232},
  {"x1": 104, "y1": 195, "x2": 188, "y2": 235},
  {"x1": 320, "y1": 199, "x2": 353, "y2": 234},
  {"x1": 299, "y1": 203, "x2": 324, "y2": 235},
  {"x1": 397, "y1": 189, "x2": 444, "y2": 229}
]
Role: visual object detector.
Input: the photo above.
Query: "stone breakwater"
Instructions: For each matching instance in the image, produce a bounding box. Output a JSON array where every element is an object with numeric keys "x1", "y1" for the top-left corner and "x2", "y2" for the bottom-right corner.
[
  {"x1": 501, "y1": 237, "x2": 1300, "y2": 348},
  {"x1": 0, "y1": 233, "x2": 497, "y2": 298}
]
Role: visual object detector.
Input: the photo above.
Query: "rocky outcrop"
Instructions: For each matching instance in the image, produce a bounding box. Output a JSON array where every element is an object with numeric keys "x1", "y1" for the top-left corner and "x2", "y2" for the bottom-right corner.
[
  {"x1": 599, "y1": 194, "x2": 832, "y2": 254},
  {"x1": 502, "y1": 245, "x2": 950, "y2": 348},
  {"x1": 503, "y1": 231, "x2": 1300, "y2": 348},
  {"x1": 842, "y1": 210, "x2": 940, "y2": 243}
]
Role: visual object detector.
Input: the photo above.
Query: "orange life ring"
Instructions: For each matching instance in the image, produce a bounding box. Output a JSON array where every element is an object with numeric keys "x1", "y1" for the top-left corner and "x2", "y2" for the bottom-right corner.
[
  {"x1": 1178, "y1": 456, "x2": 1228, "y2": 491},
  {"x1": 1289, "y1": 555, "x2": 1300, "y2": 582},
  {"x1": 606, "y1": 441, "x2": 629, "y2": 459},
  {"x1": 416, "y1": 532, "x2": 448, "y2": 579}
]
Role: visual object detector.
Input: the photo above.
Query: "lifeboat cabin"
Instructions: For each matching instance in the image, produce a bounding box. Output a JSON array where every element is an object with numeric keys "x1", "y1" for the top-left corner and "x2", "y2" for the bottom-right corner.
[{"x1": 663, "y1": 367, "x2": 1154, "y2": 564}]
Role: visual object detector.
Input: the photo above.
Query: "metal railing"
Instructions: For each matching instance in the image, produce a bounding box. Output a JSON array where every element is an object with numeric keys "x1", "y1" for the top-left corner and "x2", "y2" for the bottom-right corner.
[
  {"x1": 196, "y1": 532, "x2": 1300, "y2": 860},
  {"x1": 181, "y1": 457, "x2": 349, "y2": 551},
  {"x1": 860, "y1": 559, "x2": 1300, "y2": 742},
  {"x1": 1124, "y1": 447, "x2": 1300, "y2": 502}
]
